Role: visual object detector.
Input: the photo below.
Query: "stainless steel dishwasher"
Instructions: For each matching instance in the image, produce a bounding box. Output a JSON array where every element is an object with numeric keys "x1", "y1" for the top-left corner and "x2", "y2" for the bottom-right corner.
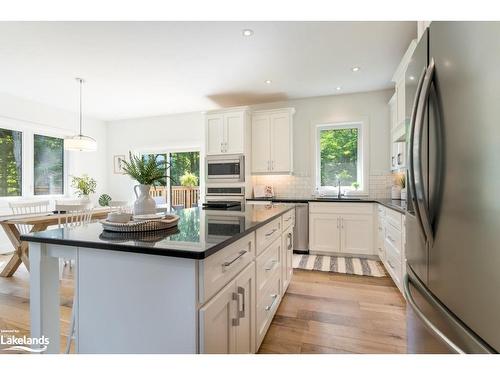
[{"x1": 293, "y1": 203, "x2": 309, "y2": 253}]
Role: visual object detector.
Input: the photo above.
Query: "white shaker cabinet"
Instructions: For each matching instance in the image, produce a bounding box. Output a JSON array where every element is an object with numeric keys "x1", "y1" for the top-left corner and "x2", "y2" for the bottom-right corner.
[
  {"x1": 309, "y1": 203, "x2": 374, "y2": 256},
  {"x1": 340, "y1": 214, "x2": 374, "y2": 256},
  {"x1": 205, "y1": 108, "x2": 249, "y2": 155},
  {"x1": 251, "y1": 108, "x2": 295, "y2": 174},
  {"x1": 199, "y1": 262, "x2": 255, "y2": 354}
]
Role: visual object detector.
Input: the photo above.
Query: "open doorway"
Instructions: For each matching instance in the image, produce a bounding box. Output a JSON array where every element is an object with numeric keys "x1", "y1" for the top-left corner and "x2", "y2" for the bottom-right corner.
[{"x1": 146, "y1": 151, "x2": 200, "y2": 209}]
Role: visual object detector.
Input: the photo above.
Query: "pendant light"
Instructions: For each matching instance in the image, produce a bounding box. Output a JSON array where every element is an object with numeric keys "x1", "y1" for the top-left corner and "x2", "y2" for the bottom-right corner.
[{"x1": 64, "y1": 78, "x2": 97, "y2": 152}]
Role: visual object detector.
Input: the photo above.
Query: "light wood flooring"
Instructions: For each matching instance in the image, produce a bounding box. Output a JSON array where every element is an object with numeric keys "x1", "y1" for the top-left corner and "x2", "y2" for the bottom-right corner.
[
  {"x1": 258, "y1": 269, "x2": 407, "y2": 354},
  {"x1": 0, "y1": 254, "x2": 406, "y2": 354}
]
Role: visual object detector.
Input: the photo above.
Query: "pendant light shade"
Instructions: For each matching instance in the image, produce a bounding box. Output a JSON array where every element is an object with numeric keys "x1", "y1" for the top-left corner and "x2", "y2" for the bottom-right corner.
[{"x1": 65, "y1": 78, "x2": 97, "y2": 152}]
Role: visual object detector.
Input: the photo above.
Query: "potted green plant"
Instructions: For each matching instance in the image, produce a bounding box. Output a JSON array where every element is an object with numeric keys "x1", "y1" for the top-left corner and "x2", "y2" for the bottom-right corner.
[
  {"x1": 121, "y1": 152, "x2": 172, "y2": 215},
  {"x1": 71, "y1": 175, "x2": 97, "y2": 202}
]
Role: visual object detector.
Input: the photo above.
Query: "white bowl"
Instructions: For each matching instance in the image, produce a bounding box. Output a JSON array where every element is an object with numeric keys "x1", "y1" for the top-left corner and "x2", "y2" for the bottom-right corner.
[{"x1": 107, "y1": 212, "x2": 132, "y2": 223}]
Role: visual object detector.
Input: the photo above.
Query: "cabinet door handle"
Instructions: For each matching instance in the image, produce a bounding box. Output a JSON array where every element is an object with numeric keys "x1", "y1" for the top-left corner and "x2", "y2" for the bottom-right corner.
[
  {"x1": 287, "y1": 232, "x2": 293, "y2": 250},
  {"x1": 265, "y1": 294, "x2": 279, "y2": 311},
  {"x1": 387, "y1": 259, "x2": 395, "y2": 269},
  {"x1": 387, "y1": 235, "x2": 396, "y2": 243},
  {"x1": 265, "y1": 228, "x2": 277, "y2": 237},
  {"x1": 271, "y1": 160, "x2": 274, "y2": 170},
  {"x1": 341, "y1": 217, "x2": 344, "y2": 229},
  {"x1": 265, "y1": 259, "x2": 278, "y2": 271},
  {"x1": 222, "y1": 250, "x2": 247, "y2": 269},
  {"x1": 232, "y1": 292, "x2": 240, "y2": 326},
  {"x1": 284, "y1": 217, "x2": 292, "y2": 222},
  {"x1": 397, "y1": 152, "x2": 402, "y2": 165},
  {"x1": 336, "y1": 217, "x2": 339, "y2": 229},
  {"x1": 237, "y1": 286, "x2": 245, "y2": 318},
  {"x1": 221, "y1": 142, "x2": 224, "y2": 153},
  {"x1": 391, "y1": 156, "x2": 395, "y2": 167}
]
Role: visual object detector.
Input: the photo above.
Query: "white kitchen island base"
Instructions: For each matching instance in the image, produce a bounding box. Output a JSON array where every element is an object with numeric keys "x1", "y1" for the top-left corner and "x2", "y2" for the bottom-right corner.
[{"x1": 30, "y1": 243, "x2": 198, "y2": 354}]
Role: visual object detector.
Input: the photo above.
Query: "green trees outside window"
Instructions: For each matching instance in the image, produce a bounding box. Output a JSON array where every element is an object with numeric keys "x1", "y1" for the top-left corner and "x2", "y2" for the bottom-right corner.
[
  {"x1": 319, "y1": 126, "x2": 359, "y2": 187},
  {"x1": 0, "y1": 128, "x2": 22, "y2": 196},
  {"x1": 34, "y1": 134, "x2": 64, "y2": 195}
]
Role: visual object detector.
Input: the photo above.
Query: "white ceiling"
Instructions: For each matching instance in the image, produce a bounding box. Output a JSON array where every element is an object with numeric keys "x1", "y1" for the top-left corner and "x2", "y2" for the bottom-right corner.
[{"x1": 0, "y1": 21, "x2": 416, "y2": 121}]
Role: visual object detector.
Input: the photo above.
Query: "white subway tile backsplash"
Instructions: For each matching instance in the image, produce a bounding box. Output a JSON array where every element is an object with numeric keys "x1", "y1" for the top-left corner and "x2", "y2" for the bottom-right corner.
[{"x1": 252, "y1": 173, "x2": 393, "y2": 199}]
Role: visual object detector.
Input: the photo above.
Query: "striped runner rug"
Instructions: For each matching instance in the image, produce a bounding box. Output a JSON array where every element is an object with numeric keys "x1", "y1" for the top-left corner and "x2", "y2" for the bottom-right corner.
[{"x1": 293, "y1": 254, "x2": 386, "y2": 277}]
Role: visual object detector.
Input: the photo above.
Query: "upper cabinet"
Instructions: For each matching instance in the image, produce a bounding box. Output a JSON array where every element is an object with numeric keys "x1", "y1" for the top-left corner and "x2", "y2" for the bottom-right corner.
[
  {"x1": 389, "y1": 39, "x2": 417, "y2": 171},
  {"x1": 205, "y1": 108, "x2": 250, "y2": 155},
  {"x1": 251, "y1": 108, "x2": 295, "y2": 174}
]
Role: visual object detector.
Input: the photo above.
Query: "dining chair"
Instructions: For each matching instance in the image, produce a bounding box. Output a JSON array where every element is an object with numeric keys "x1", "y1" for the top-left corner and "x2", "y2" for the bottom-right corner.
[
  {"x1": 55, "y1": 202, "x2": 93, "y2": 354},
  {"x1": 55, "y1": 203, "x2": 93, "y2": 229},
  {"x1": 8, "y1": 200, "x2": 50, "y2": 234}
]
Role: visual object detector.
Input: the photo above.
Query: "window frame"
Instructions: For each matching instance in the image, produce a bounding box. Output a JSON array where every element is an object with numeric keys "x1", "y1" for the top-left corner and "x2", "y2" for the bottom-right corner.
[
  {"x1": 0, "y1": 118, "x2": 70, "y2": 200},
  {"x1": 314, "y1": 120, "x2": 370, "y2": 196}
]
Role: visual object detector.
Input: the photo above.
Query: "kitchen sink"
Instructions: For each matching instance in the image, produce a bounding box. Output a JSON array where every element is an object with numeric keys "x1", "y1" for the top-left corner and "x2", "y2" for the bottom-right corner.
[{"x1": 314, "y1": 197, "x2": 363, "y2": 201}]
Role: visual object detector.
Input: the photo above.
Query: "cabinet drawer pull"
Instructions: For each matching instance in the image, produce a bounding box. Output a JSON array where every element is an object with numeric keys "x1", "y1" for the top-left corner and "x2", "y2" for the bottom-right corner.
[
  {"x1": 284, "y1": 217, "x2": 292, "y2": 222},
  {"x1": 387, "y1": 260, "x2": 395, "y2": 269},
  {"x1": 265, "y1": 229, "x2": 277, "y2": 237},
  {"x1": 265, "y1": 294, "x2": 279, "y2": 311},
  {"x1": 265, "y1": 259, "x2": 278, "y2": 271},
  {"x1": 287, "y1": 232, "x2": 293, "y2": 250},
  {"x1": 237, "y1": 286, "x2": 245, "y2": 318},
  {"x1": 387, "y1": 235, "x2": 396, "y2": 243},
  {"x1": 232, "y1": 292, "x2": 240, "y2": 326},
  {"x1": 222, "y1": 250, "x2": 247, "y2": 269}
]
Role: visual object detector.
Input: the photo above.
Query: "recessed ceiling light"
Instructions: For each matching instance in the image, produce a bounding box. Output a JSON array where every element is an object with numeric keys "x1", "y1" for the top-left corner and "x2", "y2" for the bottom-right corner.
[
  {"x1": 242, "y1": 29, "x2": 254, "y2": 37},
  {"x1": 264, "y1": 79, "x2": 272, "y2": 84},
  {"x1": 409, "y1": 76, "x2": 415, "y2": 80},
  {"x1": 336, "y1": 86, "x2": 342, "y2": 91},
  {"x1": 351, "y1": 66, "x2": 361, "y2": 72}
]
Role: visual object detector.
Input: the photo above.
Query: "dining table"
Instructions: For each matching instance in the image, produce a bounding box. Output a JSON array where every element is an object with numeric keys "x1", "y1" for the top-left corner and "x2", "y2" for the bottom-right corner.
[{"x1": 0, "y1": 208, "x2": 110, "y2": 277}]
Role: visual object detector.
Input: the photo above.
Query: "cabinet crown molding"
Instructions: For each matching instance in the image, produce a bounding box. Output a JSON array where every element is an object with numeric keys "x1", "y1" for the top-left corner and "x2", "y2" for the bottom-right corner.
[{"x1": 203, "y1": 106, "x2": 251, "y2": 115}]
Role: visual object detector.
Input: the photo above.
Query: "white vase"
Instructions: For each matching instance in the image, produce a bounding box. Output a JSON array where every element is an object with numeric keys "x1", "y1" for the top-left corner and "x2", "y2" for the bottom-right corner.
[
  {"x1": 400, "y1": 188, "x2": 407, "y2": 201},
  {"x1": 133, "y1": 184, "x2": 156, "y2": 215},
  {"x1": 391, "y1": 185, "x2": 401, "y2": 200}
]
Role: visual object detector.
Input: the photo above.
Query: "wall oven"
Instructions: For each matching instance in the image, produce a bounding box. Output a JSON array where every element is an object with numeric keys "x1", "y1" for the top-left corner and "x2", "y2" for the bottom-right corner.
[{"x1": 206, "y1": 154, "x2": 245, "y2": 183}]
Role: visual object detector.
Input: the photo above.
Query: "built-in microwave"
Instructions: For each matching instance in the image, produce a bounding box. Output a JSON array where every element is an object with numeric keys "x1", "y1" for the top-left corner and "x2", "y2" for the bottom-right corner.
[{"x1": 206, "y1": 154, "x2": 245, "y2": 183}]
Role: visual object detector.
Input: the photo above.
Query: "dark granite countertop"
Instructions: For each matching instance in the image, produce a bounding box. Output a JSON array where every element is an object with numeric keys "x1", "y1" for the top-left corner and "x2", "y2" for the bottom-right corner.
[
  {"x1": 20, "y1": 204, "x2": 295, "y2": 260},
  {"x1": 247, "y1": 197, "x2": 407, "y2": 214}
]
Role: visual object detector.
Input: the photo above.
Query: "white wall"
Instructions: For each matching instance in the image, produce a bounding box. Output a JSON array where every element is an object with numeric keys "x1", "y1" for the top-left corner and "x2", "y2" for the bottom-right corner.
[
  {"x1": 0, "y1": 92, "x2": 107, "y2": 253},
  {"x1": 106, "y1": 112, "x2": 205, "y2": 202},
  {"x1": 105, "y1": 89, "x2": 393, "y2": 200}
]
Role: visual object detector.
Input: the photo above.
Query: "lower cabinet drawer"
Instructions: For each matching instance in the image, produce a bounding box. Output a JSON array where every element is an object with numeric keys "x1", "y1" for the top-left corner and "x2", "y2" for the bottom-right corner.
[
  {"x1": 281, "y1": 209, "x2": 295, "y2": 230},
  {"x1": 199, "y1": 233, "x2": 255, "y2": 304},
  {"x1": 256, "y1": 237, "x2": 281, "y2": 293},
  {"x1": 385, "y1": 239, "x2": 402, "y2": 286},
  {"x1": 386, "y1": 208, "x2": 402, "y2": 230},
  {"x1": 385, "y1": 223, "x2": 402, "y2": 255},
  {"x1": 256, "y1": 218, "x2": 282, "y2": 256},
  {"x1": 256, "y1": 272, "x2": 281, "y2": 348}
]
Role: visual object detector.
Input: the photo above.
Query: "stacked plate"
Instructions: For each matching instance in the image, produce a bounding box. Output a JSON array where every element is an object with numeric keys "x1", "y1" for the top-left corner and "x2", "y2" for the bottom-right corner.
[{"x1": 100, "y1": 213, "x2": 180, "y2": 232}]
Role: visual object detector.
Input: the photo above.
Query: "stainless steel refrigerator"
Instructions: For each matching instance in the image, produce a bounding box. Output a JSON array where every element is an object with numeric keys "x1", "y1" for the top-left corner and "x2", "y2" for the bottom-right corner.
[{"x1": 405, "y1": 22, "x2": 500, "y2": 354}]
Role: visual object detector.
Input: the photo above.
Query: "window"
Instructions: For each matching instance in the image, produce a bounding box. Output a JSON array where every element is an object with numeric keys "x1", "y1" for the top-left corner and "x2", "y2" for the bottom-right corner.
[
  {"x1": 34, "y1": 134, "x2": 64, "y2": 195},
  {"x1": 0, "y1": 128, "x2": 23, "y2": 196},
  {"x1": 316, "y1": 122, "x2": 368, "y2": 194}
]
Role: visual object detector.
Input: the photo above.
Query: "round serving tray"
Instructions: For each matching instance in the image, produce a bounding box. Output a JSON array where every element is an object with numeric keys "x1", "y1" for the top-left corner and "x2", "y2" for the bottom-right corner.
[{"x1": 100, "y1": 214, "x2": 180, "y2": 232}]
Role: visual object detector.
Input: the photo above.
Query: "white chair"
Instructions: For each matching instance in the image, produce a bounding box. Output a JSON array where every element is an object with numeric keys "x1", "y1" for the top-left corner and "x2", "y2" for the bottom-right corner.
[
  {"x1": 8, "y1": 200, "x2": 50, "y2": 234},
  {"x1": 55, "y1": 202, "x2": 93, "y2": 354},
  {"x1": 55, "y1": 203, "x2": 93, "y2": 229}
]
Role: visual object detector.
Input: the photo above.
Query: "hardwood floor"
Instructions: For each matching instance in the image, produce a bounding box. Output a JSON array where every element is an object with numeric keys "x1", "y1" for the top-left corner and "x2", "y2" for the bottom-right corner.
[
  {"x1": 0, "y1": 254, "x2": 406, "y2": 354},
  {"x1": 258, "y1": 269, "x2": 407, "y2": 354},
  {"x1": 0, "y1": 254, "x2": 75, "y2": 354}
]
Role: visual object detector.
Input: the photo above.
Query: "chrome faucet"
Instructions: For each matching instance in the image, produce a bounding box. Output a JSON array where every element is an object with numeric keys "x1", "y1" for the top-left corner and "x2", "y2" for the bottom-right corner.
[{"x1": 337, "y1": 179, "x2": 343, "y2": 199}]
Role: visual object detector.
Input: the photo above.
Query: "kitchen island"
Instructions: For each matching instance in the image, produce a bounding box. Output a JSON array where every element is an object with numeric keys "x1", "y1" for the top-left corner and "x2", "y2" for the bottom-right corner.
[{"x1": 22, "y1": 204, "x2": 296, "y2": 354}]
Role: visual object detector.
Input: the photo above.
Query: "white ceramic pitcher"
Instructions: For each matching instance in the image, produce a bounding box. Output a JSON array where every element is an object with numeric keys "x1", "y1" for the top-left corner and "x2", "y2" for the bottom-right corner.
[{"x1": 133, "y1": 184, "x2": 156, "y2": 215}]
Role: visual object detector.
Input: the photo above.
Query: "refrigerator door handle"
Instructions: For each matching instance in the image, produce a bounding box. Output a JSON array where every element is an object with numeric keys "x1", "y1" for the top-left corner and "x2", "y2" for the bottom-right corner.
[
  {"x1": 404, "y1": 272, "x2": 465, "y2": 354},
  {"x1": 405, "y1": 267, "x2": 495, "y2": 354},
  {"x1": 408, "y1": 66, "x2": 427, "y2": 238},
  {"x1": 413, "y1": 58, "x2": 436, "y2": 246}
]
